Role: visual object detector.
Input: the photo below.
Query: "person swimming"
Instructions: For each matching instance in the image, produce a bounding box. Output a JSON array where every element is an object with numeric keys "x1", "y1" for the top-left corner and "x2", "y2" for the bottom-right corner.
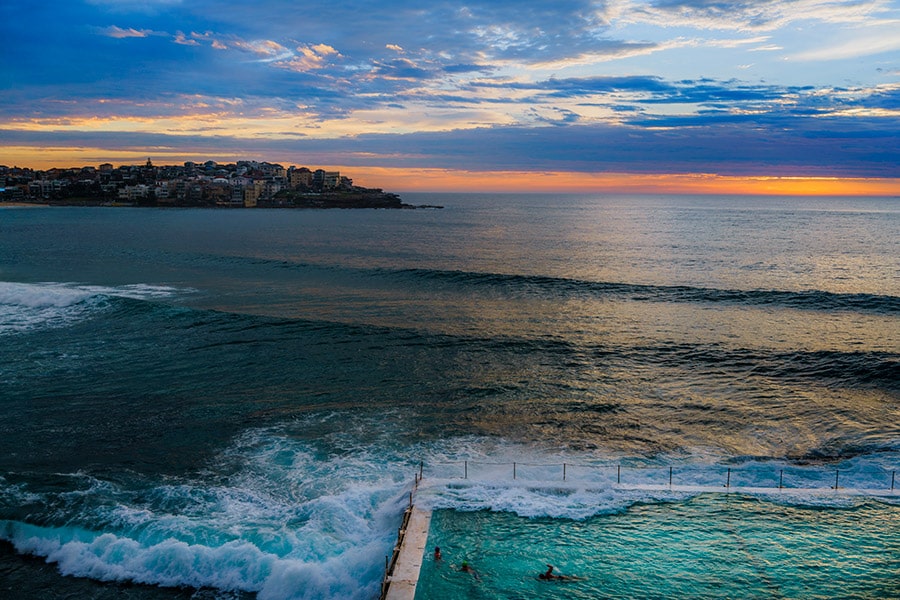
[
  {"x1": 460, "y1": 560, "x2": 480, "y2": 580},
  {"x1": 434, "y1": 546, "x2": 442, "y2": 561},
  {"x1": 538, "y1": 564, "x2": 577, "y2": 581}
]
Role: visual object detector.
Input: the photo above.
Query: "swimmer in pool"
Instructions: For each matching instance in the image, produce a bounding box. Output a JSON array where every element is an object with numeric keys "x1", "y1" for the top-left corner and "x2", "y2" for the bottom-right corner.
[
  {"x1": 539, "y1": 564, "x2": 578, "y2": 580},
  {"x1": 460, "y1": 560, "x2": 480, "y2": 580}
]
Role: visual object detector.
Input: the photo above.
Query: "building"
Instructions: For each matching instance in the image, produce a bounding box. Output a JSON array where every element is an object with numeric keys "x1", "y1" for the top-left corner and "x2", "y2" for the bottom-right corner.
[
  {"x1": 289, "y1": 166, "x2": 312, "y2": 189},
  {"x1": 313, "y1": 169, "x2": 343, "y2": 189},
  {"x1": 323, "y1": 171, "x2": 342, "y2": 189},
  {"x1": 242, "y1": 180, "x2": 265, "y2": 207},
  {"x1": 118, "y1": 184, "x2": 150, "y2": 201}
]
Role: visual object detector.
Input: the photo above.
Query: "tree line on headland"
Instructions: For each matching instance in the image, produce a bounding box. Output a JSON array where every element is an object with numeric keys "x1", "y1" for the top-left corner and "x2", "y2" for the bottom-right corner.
[{"x1": 0, "y1": 159, "x2": 439, "y2": 209}]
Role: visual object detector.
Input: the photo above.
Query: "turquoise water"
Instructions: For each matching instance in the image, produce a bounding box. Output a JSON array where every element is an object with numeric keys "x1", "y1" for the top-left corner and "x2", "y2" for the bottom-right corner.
[{"x1": 418, "y1": 496, "x2": 900, "y2": 599}]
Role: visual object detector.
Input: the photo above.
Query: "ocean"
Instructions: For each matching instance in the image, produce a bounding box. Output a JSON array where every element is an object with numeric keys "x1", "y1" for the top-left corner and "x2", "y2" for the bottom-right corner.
[{"x1": 0, "y1": 194, "x2": 897, "y2": 599}]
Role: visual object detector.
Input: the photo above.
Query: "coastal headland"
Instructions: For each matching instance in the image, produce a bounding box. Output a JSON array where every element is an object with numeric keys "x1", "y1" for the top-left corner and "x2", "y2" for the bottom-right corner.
[{"x1": 0, "y1": 159, "x2": 440, "y2": 209}]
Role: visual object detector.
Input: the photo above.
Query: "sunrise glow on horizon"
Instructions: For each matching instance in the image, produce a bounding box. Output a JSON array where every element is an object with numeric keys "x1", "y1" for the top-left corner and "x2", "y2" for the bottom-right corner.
[
  {"x1": 2, "y1": 1, "x2": 898, "y2": 192},
  {"x1": 333, "y1": 168, "x2": 900, "y2": 196},
  {"x1": 3, "y1": 147, "x2": 898, "y2": 196}
]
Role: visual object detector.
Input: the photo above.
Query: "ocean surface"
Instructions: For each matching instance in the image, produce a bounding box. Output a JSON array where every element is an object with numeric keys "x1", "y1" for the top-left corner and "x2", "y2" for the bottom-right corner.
[{"x1": 0, "y1": 194, "x2": 897, "y2": 599}]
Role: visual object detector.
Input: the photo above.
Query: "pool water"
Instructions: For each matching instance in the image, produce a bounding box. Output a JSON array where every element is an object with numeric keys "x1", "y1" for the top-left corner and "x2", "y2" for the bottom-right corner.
[{"x1": 416, "y1": 495, "x2": 900, "y2": 599}]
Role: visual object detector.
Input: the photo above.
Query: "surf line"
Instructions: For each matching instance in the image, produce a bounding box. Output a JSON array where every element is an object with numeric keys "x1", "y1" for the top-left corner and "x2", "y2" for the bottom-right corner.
[{"x1": 381, "y1": 464, "x2": 432, "y2": 600}]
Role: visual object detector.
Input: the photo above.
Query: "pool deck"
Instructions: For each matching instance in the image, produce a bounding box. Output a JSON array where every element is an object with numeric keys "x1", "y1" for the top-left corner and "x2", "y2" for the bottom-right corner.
[{"x1": 384, "y1": 506, "x2": 432, "y2": 600}]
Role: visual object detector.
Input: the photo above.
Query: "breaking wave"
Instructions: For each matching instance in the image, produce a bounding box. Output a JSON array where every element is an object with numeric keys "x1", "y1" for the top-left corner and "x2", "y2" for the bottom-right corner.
[{"x1": 0, "y1": 281, "x2": 184, "y2": 334}]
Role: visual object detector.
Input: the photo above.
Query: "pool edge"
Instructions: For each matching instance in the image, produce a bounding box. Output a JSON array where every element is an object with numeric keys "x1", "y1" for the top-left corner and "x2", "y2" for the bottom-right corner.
[{"x1": 384, "y1": 506, "x2": 432, "y2": 600}]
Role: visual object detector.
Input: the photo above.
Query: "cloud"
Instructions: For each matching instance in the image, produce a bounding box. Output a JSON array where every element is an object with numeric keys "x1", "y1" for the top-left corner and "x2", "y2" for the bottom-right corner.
[
  {"x1": 790, "y1": 26, "x2": 900, "y2": 60},
  {"x1": 311, "y1": 43, "x2": 339, "y2": 56},
  {"x1": 272, "y1": 44, "x2": 341, "y2": 72},
  {"x1": 3, "y1": 113, "x2": 896, "y2": 177},
  {"x1": 228, "y1": 39, "x2": 294, "y2": 62},
  {"x1": 749, "y1": 44, "x2": 782, "y2": 52},
  {"x1": 528, "y1": 33, "x2": 777, "y2": 69},
  {"x1": 443, "y1": 64, "x2": 493, "y2": 74},
  {"x1": 99, "y1": 26, "x2": 156, "y2": 39},
  {"x1": 526, "y1": 40, "x2": 664, "y2": 69},
  {"x1": 621, "y1": 0, "x2": 895, "y2": 31},
  {"x1": 468, "y1": 74, "x2": 801, "y2": 111},
  {"x1": 474, "y1": 74, "x2": 674, "y2": 94},
  {"x1": 173, "y1": 31, "x2": 200, "y2": 46},
  {"x1": 369, "y1": 58, "x2": 435, "y2": 81}
]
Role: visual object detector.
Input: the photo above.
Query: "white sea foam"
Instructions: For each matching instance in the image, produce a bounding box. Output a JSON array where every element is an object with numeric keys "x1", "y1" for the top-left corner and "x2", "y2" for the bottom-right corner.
[
  {"x1": 0, "y1": 281, "x2": 183, "y2": 334},
  {"x1": 415, "y1": 441, "x2": 900, "y2": 516},
  {"x1": 0, "y1": 282, "x2": 94, "y2": 308},
  {"x1": 0, "y1": 427, "x2": 411, "y2": 599},
  {"x1": 1, "y1": 520, "x2": 391, "y2": 600}
]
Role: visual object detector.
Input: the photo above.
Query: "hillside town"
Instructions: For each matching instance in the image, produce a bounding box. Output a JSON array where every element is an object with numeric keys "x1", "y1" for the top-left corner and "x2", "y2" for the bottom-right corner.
[{"x1": 0, "y1": 159, "x2": 417, "y2": 209}]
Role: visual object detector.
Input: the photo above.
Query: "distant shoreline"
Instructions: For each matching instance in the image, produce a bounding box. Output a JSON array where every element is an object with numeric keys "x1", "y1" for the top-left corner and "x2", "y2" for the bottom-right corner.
[
  {"x1": 1, "y1": 161, "x2": 443, "y2": 209},
  {"x1": 1, "y1": 197, "x2": 443, "y2": 210}
]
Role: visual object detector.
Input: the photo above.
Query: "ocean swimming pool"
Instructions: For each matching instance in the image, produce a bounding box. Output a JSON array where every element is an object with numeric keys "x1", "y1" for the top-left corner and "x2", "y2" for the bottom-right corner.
[{"x1": 416, "y1": 495, "x2": 900, "y2": 599}]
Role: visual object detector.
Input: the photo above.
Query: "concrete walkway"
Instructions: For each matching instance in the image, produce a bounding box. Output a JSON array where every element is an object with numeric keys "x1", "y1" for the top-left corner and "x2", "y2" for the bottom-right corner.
[{"x1": 384, "y1": 507, "x2": 432, "y2": 600}]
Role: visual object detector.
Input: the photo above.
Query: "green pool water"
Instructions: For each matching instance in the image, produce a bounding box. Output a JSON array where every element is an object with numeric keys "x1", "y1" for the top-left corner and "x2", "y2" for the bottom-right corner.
[{"x1": 416, "y1": 495, "x2": 900, "y2": 599}]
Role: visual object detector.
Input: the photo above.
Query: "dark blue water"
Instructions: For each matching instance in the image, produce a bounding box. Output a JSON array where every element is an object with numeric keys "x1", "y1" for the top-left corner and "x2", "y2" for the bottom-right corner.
[{"x1": 0, "y1": 195, "x2": 897, "y2": 599}]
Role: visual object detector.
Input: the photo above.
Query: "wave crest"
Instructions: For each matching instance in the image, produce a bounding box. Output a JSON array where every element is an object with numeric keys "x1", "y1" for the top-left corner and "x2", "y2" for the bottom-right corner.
[
  {"x1": 392, "y1": 267, "x2": 900, "y2": 315},
  {"x1": 0, "y1": 282, "x2": 183, "y2": 334}
]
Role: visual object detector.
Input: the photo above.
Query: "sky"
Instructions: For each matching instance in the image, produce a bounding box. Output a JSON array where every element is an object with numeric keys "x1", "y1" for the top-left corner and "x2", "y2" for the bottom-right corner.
[{"x1": 1, "y1": 0, "x2": 899, "y2": 193}]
